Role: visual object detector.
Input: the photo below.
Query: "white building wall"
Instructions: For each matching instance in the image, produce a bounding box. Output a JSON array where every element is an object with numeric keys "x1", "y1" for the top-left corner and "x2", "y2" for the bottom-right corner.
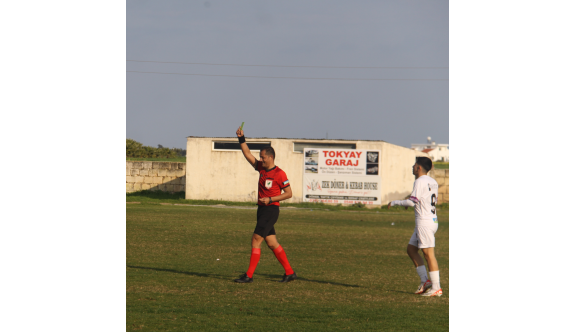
[
  {"x1": 186, "y1": 137, "x2": 427, "y2": 205},
  {"x1": 412, "y1": 140, "x2": 449, "y2": 162},
  {"x1": 426, "y1": 147, "x2": 449, "y2": 162}
]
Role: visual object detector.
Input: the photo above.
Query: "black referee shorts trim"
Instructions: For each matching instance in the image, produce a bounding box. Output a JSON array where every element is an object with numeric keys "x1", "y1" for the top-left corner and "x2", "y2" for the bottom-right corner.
[{"x1": 254, "y1": 205, "x2": 280, "y2": 238}]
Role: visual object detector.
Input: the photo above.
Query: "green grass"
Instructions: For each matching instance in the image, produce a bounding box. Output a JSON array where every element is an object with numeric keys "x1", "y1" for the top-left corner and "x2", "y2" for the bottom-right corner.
[
  {"x1": 127, "y1": 157, "x2": 186, "y2": 162},
  {"x1": 126, "y1": 191, "x2": 449, "y2": 212},
  {"x1": 127, "y1": 203, "x2": 449, "y2": 331},
  {"x1": 433, "y1": 162, "x2": 449, "y2": 169}
]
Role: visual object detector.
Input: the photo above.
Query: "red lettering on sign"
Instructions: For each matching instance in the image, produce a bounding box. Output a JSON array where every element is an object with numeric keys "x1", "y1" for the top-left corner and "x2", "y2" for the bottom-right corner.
[
  {"x1": 340, "y1": 159, "x2": 346, "y2": 165},
  {"x1": 356, "y1": 152, "x2": 362, "y2": 158},
  {"x1": 323, "y1": 151, "x2": 329, "y2": 157},
  {"x1": 349, "y1": 152, "x2": 356, "y2": 158},
  {"x1": 326, "y1": 159, "x2": 332, "y2": 165},
  {"x1": 336, "y1": 151, "x2": 342, "y2": 158},
  {"x1": 353, "y1": 160, "x2": 358, "y2": 166},
  {"x1": 332, "y1": 159, "x2": 339, "y2": 166},
  {"x1": 329, "y1": 151, "x2": 335, "y2": 157}
]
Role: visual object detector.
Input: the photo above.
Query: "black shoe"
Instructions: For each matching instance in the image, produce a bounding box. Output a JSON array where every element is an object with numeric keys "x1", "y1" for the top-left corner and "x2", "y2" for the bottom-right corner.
[
  {"x1": 234, "y1": 273, "x2": 253, "y2": 283},
  {"x1": 278, "y1": 272, "x2": 297, "y2": 283}
]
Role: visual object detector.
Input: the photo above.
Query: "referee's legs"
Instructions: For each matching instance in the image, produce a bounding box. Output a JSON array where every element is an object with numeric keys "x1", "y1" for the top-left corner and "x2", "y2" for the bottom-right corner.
[
  {"x1": 265, "y1": 235, "x2": 295, "y2": 276},
  {"x1": 244, "y1": 233, "x2": 265, "y2": 278},
  {"x1": 264, "y1": 234, "x2": 279, "y2": 250},
  {"x1": 239, "y1": 234, "x2": 295, "y2": 282},
  {"x1": 252, "y1": 233, "x2": 265, "y2": 248}
]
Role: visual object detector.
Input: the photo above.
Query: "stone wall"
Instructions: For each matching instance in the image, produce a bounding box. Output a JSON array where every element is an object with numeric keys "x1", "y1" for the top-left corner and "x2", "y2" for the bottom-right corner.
[
  {"x1": 428, "y1": 168, "x2": 449, "y2": 204},
  {"x1": 126, "y1": 161, "x2": 186, "y2": 193}
]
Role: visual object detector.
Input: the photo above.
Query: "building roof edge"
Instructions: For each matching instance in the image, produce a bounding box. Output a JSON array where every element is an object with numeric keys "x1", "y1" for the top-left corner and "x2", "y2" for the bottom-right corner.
[{"x1": 187, "y1": 136, "x2": 388, "y2": 142}]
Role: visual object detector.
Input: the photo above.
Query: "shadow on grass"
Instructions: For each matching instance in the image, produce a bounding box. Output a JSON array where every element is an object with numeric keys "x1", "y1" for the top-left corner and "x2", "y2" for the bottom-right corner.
[
  {"x1": 127, "y1": 265, "x2": 231, "y2": 281},
  {"x1": 127, "y1": 265, "x2": 361, "y2": 288},
  {"x1": 386, "y1": 289, "x2": 419, "y2": 295},
  {"x1": 251, "y1": 272, "x2": 362, "y2": 288}
]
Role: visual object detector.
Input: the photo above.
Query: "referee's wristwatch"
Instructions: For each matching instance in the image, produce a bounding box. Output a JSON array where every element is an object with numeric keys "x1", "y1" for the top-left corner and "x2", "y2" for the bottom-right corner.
[{"x1": 268, "y1": 197, "x2": 272, "y2": 204}]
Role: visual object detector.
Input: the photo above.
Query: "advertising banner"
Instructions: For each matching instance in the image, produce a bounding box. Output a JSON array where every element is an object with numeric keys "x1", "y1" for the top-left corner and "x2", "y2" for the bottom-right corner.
[{"x1": 303, "y1": 148, "x2": 381, "y2": 205}]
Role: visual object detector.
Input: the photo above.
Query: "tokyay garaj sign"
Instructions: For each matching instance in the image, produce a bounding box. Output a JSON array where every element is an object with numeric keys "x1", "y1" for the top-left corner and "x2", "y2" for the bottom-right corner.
[{"x1": 302, "y1": 148, "x2": 382, "y2": 205}]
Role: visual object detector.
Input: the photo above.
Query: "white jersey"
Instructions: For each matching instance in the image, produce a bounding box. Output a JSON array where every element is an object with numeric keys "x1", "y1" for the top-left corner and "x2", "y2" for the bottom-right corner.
[{"x1": 409, "y1": 175, "x2": 439, "y2": 227}]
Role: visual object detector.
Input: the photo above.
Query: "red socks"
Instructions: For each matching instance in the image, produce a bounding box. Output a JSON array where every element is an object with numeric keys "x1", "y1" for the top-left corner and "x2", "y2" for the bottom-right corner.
[
  {"x1": 246, "y1": 248, "x2": 261, "y2": 278},
  {"x1": 273, "y1": 245, "x2": 294, "y2": 275},
  {"x1": 246, "y1": 246, "x2": 294, "y2": 278}
]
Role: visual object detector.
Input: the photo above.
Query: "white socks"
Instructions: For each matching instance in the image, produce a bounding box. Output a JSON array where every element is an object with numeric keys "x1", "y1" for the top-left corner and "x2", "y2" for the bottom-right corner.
[
  {"x1": 429, "y1": 270, "x2": 441, "y2": 290},
  {"x1": 416, "y1": 265, "x2": 428, "y2": 283},
  {"x1": 416, "y1": 266, "x2": 441, "y2": 290}
]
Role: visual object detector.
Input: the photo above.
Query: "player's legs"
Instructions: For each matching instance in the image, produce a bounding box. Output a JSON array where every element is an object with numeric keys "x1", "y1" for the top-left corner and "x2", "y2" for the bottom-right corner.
[
  {"x1": 421, "y1": 247, "x2": 438, "y2": 272},
  {"x1": 407, "y1": 244, "x2": 425, "y2": 267},
  {"x1": 407, "y1": 228, "x2": 432, "y2": 293},
  {"x1": 418, "y1": 225, "x2": 441, "y2": 296},
  {"x1": 421, "y1": 247, "x2": 440, "y2": 294},
  {"x1": 408, "y1": 244, "x2": 430, "y2": 293},
  {"x1": 417, "y1": 225, "x2": 438, "y2": 274}
]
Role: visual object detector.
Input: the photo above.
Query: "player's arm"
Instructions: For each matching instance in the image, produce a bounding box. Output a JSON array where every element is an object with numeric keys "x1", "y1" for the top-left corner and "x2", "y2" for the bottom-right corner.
[
  {"x1": 387, "y1": 181, "x2": 421, "y2": 209},
  {"x1": 394, "y1": 196, "x2": 418, "y2": 206},
  {"x1": 236, "y1": 127, "x2": 256, "y2": 168},
  {"x1": 387, "y1": 198, "x2": 416, "y2": 209},
  {"x1": 260, "y1": 185, "x2": 293, "y2": 205},
  {"x1": 387, "y1": 191, "x2": 418, "y2": 210}
]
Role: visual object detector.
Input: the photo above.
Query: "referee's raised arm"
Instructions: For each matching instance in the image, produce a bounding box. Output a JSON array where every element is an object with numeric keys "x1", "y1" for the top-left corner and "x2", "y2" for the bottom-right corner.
[{"x1": 236, "y1": 126, "x2": 257, "y2": 168}]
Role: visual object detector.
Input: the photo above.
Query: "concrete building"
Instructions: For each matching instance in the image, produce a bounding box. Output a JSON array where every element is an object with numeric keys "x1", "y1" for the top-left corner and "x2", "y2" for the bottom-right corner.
[
  {"x1": 411, "y1": 137, "x2": 449, "y2": 162},
  {"x1": 185, "y1": 136, "x2": 429, "y2": 206}
]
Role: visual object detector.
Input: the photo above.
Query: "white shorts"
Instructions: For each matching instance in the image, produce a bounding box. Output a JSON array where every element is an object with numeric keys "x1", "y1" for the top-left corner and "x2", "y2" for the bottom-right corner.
[{"x1": 408, "y1": 224, "x2": 439, "y2": 249}]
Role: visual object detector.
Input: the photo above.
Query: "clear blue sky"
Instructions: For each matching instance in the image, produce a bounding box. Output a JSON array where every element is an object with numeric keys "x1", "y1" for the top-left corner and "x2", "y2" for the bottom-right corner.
[{"x1": 127, "y1": 0, "x2": 448, "y2": 149}]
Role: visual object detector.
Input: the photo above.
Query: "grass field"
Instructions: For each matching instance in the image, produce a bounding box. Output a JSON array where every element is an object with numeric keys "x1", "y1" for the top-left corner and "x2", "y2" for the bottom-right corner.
[
  {"x1": 127, "y1": 203, "x2": 449, "y2": 331},
  {"x1": 126, "y1": 190, "x2": 449, "y2": 212},
  {"x1": 433, "y1": 162, "x2": 449, "y2": 169}
]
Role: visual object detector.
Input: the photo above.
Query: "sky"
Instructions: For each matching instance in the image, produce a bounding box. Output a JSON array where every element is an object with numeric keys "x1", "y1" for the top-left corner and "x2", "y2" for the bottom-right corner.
[{"x1": 127, "y1": 0, "x2": 448, "y2": 149}]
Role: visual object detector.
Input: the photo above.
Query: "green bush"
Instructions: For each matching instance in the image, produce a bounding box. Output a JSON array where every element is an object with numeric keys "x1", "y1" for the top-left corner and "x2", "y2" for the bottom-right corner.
[{"x1": 126, "y1": 139, "x2": 181, "y2": 159}]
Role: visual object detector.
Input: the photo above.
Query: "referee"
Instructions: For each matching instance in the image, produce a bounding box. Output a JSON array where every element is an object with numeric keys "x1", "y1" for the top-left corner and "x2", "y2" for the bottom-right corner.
[{"x1": 234, "y1": 126, "x2": 297, "y2": 283}]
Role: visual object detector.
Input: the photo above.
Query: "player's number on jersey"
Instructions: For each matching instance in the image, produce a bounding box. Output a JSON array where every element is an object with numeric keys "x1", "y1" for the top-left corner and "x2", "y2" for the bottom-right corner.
[{"x1": 431, "y1": 193, "x2": 437, "y2": 215}]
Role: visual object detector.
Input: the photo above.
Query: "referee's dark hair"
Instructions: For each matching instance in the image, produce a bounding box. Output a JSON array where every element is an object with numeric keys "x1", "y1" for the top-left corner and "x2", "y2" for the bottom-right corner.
[
  {"x1": 262, "y1": 146, "x2": 275, "y2": 160},
  {"x1": 415, "y1": 156, "x2": 433, "y2": 172}
]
